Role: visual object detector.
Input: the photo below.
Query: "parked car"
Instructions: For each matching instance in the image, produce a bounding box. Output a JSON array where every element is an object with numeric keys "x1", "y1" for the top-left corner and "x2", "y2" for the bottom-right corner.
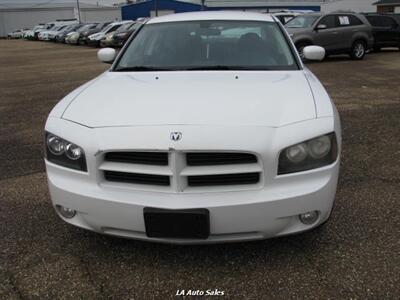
[
  {"x1": 286, "y1": 12, "x2": 373, "y2": 60},
  {"x1": 364, "y1": 13, "x2": 400, "y2": 51},
  {"x1": 78, "y1": 22, "x2": 111, "y2": 45},
  {"x1": 112, "y1": 21, "x2": 143, "y2": 47},
  {"x1": 87, "y1": 21, "x2": 130, "y2": 47},
  {"x1": 273, "y1": 12, "x2": 302, "y2": 25},
  {"x1": 100, "y1": 31, "x2": 117, "y2": 48},
  {"x1": 45, "y1": 11, "x2": 341, "y2": 244},
  {"x1": 38, "y1": 25, "x2": 69, "y2": 41},
  {"x1": 7, "y1": 28, "x2": 29, "y2": 39},
  {"x1": 65, "y1": 23, "x2": 98, "y2": 45},
  {"x1": 35, "y1": 20, "x2": 77, "y2": 40},
  {"x1": 24, "y1": 25, "x2": 45, "y2": 40},
  {"x1": 55, "y1": 23, "x2": 85, "y2": 43}
]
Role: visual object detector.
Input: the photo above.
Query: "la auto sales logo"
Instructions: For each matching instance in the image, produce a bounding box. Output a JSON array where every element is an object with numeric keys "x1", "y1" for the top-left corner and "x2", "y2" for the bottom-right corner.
[{"x1": 176, "y1": 289, "x2": 225, "y2": 296}]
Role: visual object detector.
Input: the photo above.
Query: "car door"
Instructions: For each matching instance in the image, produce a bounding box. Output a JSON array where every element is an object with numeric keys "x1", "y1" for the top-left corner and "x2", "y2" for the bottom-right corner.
[
  {"x1": 367, "y1": 16, "x2": 399, "y2": 46},
  {"x1": 366, "y1": 16, "x2": 384, "y2": 45},
  {"x1": 380, "y1": 16, "x2": 399, "y2": 45},
  {"x1": 335, "y1": 15, "x2": 359, "y2": 50},
  {"x1": 313, "y1": 15, "x2": 341, "y2": 52}
]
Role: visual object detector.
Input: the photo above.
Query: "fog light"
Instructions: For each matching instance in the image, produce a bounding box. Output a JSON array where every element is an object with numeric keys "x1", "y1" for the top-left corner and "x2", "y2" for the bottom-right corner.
[
  {"x1": 56, "y1": 205, "x2": 76, "y2": 219},
  {"x1": 299, "y1": 211, "x2": 319, "y2": 225}
]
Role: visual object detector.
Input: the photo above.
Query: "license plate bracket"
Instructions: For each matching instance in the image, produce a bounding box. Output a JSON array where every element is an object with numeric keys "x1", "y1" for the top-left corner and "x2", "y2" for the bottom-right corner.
[{"x1": 144, "y1": 207, "x2": 210, "y2": 239}]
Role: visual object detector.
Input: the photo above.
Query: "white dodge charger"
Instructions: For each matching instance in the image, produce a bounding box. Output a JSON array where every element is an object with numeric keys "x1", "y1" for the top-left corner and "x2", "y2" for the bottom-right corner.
[{"x1": 45, "y1": 11, "x2": 341, "y2": 244}]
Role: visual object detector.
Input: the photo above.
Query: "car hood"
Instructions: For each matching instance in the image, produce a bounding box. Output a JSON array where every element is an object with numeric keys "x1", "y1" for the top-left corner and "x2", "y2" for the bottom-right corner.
[
  {"x1": 285, "y1": 27, "x2": 313, "y2": 34},
  {"x1": 61, "y1": 71, "x2": 317, "y2": 128}
]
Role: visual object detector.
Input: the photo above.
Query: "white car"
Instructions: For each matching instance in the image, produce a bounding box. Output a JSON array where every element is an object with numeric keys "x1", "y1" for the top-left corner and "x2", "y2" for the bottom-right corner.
[
  {"x1": 38, "y1": 25, "x2": 68, "y2": 41},
  {"x1": 24, "y1": 25, "x2": 44, "y2": 39},
  {"x1": 45, "y1": 11, "x2": 341, "y2": 244},
  {"x1": 7, "y1": 28, "x2": 29, "y2": 39}
]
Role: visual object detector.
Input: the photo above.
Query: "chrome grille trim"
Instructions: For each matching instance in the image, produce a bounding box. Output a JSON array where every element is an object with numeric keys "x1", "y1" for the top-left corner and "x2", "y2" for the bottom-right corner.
[{"x1": 99, "y1": 151, "x2": 263, "y2": 192}]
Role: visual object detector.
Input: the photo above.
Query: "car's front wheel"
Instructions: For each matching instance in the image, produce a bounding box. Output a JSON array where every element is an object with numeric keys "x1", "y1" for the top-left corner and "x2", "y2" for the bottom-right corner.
[
  {"x1": 350, "y1": 40, "x2": 366, "y2": 60},
  {"x1": 296, "y1": 42, "x2": 312, "y2": 61}
]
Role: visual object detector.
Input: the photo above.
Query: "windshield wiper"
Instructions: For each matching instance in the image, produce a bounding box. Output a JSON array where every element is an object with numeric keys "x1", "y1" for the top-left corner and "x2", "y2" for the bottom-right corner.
[
  {"x1": 114, "y1": 66, "x2": 174, "y2": 72},
  {"x1": 186, "y1": 66, "x2": 271, "y2": 71},
  {"x1": 185, "y1": 66, "x2": 241, "y2": 71}
]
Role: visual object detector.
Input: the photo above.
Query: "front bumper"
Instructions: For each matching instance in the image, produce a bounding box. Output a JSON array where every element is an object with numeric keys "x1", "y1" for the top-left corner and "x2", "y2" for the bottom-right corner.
[
  {"x1": 78, "y1": 37, "x2": 87, "y2": 45},
  {"x1": 45, "y1": 117, "x2": 341, "y2": 244},
  {"x1": 65, "y1": 36, "x2": 79, "y2": 44},
  {"x1": 87, "y1": 39, "x2": 100, "y2": 47}
]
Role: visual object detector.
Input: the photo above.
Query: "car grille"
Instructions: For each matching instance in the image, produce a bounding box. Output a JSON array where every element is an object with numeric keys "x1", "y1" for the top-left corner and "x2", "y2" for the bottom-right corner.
[
  {"x1": 100, "y1": 151, "x2": 262, "y2": 192},
  {"x1": 104, "y1": 171, "x2": 170, "y2": 186},
  {"x1": 186, "y1": 152, "x2": 257, "y2": 166},
  {"x1": 105, "y1": 151, "x2": 168, "y2": 166},
  {"x1": 187, "y1": 173, "x2": 260, "y2": 187}
]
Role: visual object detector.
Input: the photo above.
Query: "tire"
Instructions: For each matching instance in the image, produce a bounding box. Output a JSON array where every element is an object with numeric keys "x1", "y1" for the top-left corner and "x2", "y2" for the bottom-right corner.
[
  {"x1": 350, "y1": 40, "x2": 367, "y2": 60},
  {"x1": 296, "y1": 42, "x2": 312, "y2": 61}
]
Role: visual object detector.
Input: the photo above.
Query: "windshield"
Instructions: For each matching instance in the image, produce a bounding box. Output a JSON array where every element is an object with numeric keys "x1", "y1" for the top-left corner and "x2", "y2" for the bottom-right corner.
[
  {"x1": 78, "y1": 24, "x2": 95, "y2": 33},
  {"x1": 101, "y1": 23, "x2": 115, "y2": 33},
  {"x1": 116, "y1": 22, "x2": 134, "y2": 33},
  {"x1": 62, "y1": 24, "x2": 76, "y2": 32},
  {"x1": 51, "y1": 26, "x2": 62, "y2": 31},
  {"x1": 285, "y1": 15, "x2": 319, "y2": 28},
  {"x1": 115, "y1": 20, "x2": 298, "y2": 71}
]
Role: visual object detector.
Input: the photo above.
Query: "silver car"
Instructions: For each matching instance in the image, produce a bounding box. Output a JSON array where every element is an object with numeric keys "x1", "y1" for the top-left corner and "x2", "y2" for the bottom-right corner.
[{"x1": 285, "y1": 13, "x2": 374, "y2": 60}]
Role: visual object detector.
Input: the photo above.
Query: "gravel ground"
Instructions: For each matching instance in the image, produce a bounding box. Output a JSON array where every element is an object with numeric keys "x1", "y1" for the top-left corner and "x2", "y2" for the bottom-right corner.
[{"x1": 0, "y1": 40, "x2": 399, "y2": 299}]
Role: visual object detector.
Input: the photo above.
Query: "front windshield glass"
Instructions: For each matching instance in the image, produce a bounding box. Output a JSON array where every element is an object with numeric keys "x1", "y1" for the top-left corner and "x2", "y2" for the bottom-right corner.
[
  {"x1": 116, "y1": 22, "x2": 134, "y2": 33},
  {"x1": 101, "y1": 24, "x2": 115, "y2": 33},
  {"x1": 285, "y1": 15, "x2": 319, "y2": 28},
  {"x1": 115, "y1": 20, "x2": 298, "y2": 71},
  {"x1": 51, "y1": 26, "x2": 63, "y2": 31},
  {"x1": 78, "y1": 24, "x2": 95, "y2": 33}
]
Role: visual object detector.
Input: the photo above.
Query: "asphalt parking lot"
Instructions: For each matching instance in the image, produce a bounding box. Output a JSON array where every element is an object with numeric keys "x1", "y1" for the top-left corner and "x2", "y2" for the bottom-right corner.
[{"x1": 0, "y1": 40, "x2": 399, "y2": 299}]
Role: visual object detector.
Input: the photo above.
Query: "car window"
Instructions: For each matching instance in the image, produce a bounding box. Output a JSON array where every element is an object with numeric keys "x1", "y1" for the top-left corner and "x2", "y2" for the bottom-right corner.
[
  {"x1": 116, "y1": 22, "x2": 134, "y2": 33},
  {"x1": 367, "y1": 15, "x2": 397, "y2": 27},
  {"x1": 107, "y1": 25, "x2": 122, "y2": 33},
  {"x1": 319, "y1": 15, "x2": 337, "y2": 29},
  {"x1": 116, "y1": 20, "x2": 298, "y2": 71},
  {"x1": 285, "y1": 15, "x2": 319, "y2": 28},
  {"x1": 128, "y1": 22, "x2": 141, "y2": 31},
  {"x1": 57, "y1": 25, "x2": 67, "y2": 31},
  {"x1": 380, "y1": 16, "x2": 397, "y2": 28},
  {"x1": 220, "y1": 27, "x2": 262, "y2": 38},
  {"x1": 349, "y1": 15, "x2": 364, "y2": 26},
  {"x1": 337, "y1": 15, "x2": 351, "y2": 26},
  {"x1": 366, "y1": 16, "x2": 379, "y2": 26}
]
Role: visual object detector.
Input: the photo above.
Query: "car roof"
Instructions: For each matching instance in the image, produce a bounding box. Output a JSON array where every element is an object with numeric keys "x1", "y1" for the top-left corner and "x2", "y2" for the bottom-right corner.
[{"x1": 147, "y1": 11, "x2": 275, "y2": 24}]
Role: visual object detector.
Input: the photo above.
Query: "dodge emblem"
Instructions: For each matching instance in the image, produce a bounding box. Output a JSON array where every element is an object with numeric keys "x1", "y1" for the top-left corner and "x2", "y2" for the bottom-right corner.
[{"x1": 170, "y1": 132, "x2": 182, "y2": 141}]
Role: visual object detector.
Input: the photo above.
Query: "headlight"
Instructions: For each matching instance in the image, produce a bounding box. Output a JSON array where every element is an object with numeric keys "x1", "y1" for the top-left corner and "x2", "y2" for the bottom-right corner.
[
  {"x1": 45, "y1": 132, "x2": 87, "y2": 171},
  {"x1": 278, "y1": 133, "x2": 337, "y2": 175}
]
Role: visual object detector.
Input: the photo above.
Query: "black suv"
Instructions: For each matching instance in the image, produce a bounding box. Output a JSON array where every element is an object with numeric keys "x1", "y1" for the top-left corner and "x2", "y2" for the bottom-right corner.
[{"x1": 364, "y1": 14, "x2": 400, "y2": 51}]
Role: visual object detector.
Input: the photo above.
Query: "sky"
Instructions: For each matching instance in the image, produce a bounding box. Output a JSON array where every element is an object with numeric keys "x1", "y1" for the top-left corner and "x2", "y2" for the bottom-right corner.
[
  {"x1": 0, "y1": 0, "x2": 208, "y2": 7},
  {"x1": 0, "y1": 0, "x2": 122, "y2": 7}
]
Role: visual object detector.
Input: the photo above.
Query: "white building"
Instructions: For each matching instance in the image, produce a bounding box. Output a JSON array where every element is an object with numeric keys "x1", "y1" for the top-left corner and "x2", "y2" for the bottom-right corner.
[
  {"x1": 0, "y1": 2, "x2": 121, "y2": 37},
  {"x1": 321, "y1": 0, "x2": 377, "y2": 13}
]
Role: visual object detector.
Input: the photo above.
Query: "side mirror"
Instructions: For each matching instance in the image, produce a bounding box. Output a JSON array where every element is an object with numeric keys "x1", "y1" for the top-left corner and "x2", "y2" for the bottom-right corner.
[
  {"x1": 97, "y1": 48, "x2": 116, "y2": 64},
  {"x1": 316, "y1": 24, "x2": 328, "y2": 31},
  {"x1": 303, "y1": 45, "x2": 325, "y2": 61}
]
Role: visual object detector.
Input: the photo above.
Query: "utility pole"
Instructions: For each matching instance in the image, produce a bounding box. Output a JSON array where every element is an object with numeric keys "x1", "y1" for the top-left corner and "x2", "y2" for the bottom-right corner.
[
  {"x1": 201, "y1": 0, "x2": 205, "y2": 11},
  {"x1": 154, "y1": 0, "x2": 158, "y2": 16},
  {"x1": 76, "y1": 0, "x2": 81, "y2": 23}
]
